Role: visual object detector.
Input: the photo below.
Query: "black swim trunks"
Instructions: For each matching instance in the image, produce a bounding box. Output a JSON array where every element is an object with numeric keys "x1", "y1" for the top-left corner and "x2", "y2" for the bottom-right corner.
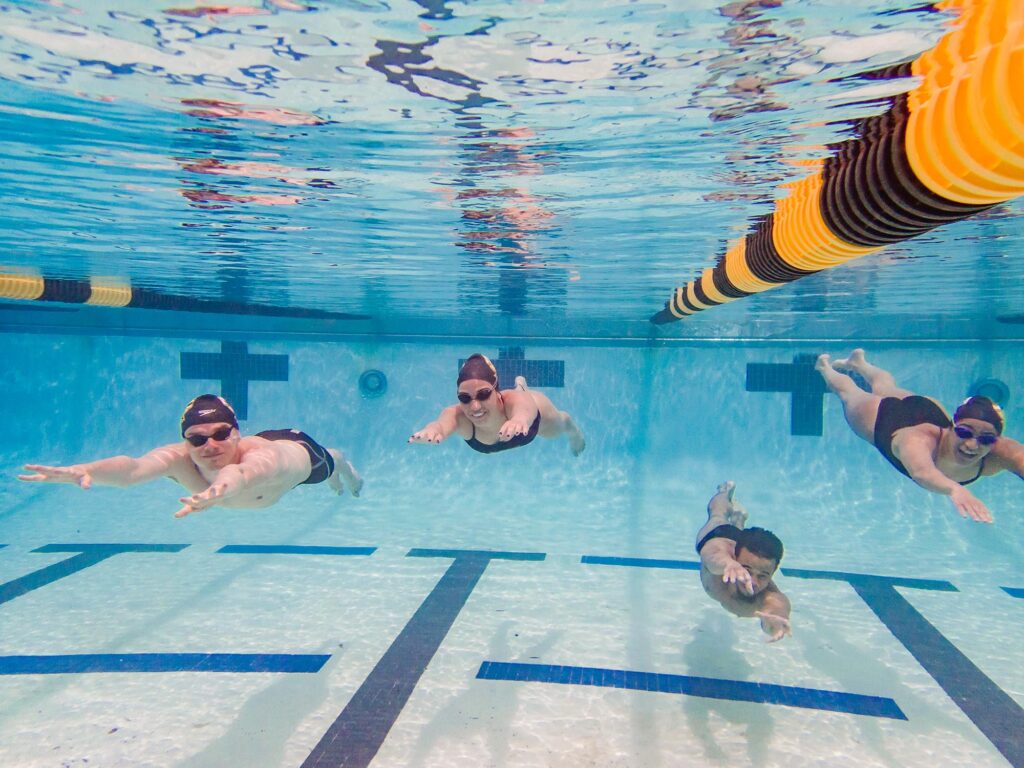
[
  {"x1": 696, "y1": 523, "x2": 743, "y2": 555},
  {"x1": 465, "y1": 412, "x2": 541, "y2": 454},
  {"x1": 873, "y1": 396, "x2": 984, "y2": 484},
  {"x1": 256, "y1": 429, "x2": 335, "y2": 485}
]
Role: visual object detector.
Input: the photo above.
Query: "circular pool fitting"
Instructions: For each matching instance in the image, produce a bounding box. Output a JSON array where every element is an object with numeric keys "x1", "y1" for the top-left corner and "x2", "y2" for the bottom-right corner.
[
  {"x1": 968, "y1": 377, "x2": 1009, "y2": 406},
  {"x1": 359, "y1": 369, "x2": 388, "y2": 398}
]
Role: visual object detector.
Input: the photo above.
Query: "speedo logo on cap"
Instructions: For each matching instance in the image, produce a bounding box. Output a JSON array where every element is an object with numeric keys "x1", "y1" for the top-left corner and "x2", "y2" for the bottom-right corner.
[{"x1": 197, "y1": 409, "x2": 217, "y2": 416}]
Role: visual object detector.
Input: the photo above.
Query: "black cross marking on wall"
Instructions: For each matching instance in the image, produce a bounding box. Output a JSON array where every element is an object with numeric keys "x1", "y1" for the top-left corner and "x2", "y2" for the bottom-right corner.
[
  {"x1": 746, "y1": 353, "x2": 827, "y2": 436},
  {"x1": 180, "y1": 341, "x2": 288, "y2": 420},
  {"x1": 459, "y1": 347, "x2": 564, "y2": 388}
]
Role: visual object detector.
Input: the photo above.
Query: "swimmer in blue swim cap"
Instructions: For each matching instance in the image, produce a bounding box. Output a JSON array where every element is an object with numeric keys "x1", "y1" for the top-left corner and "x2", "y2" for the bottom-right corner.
[
  {"x1": 409, "y1": 353, "x2": 585, "y2": 455},
  {"x1": 19, "y1": 394, "x2": 363, "y2": 518},
  {"x1": 817, "y1": 349, "x2": 1024, "y2": 523},
  {"x1": 697, "y1": 481, "x2": 791, "y2": 643}
]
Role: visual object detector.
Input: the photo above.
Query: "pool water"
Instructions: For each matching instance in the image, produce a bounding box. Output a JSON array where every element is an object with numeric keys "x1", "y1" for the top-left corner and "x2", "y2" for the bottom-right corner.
[
  {"x1": 1, "y1": 331, "x2": 1021, "y2": 767},
  {"x1": 1, "y1": 0, "x2": 1023, "y2": 765}
]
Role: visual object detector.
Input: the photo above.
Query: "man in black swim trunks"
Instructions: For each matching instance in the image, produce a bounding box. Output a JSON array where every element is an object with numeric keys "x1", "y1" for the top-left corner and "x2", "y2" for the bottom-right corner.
[
  {"x1": 696, "y1": 481, "x2": 791, "y2": 642},
  {"x1": 817, "y1": 349, "x2": 1024, "y2": 523},
  {"x1": 19, "y1": 394, "x2": 363, "y2": 518}
]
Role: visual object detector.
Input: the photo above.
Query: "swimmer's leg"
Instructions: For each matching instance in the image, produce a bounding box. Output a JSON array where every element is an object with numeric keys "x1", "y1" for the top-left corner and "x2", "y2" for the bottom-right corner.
[
  {"x1": 696, "y1": 481, "x2": 743, "y2": 549},
  {"x1": 816, "y1": 354, "x2": 881, "y2": 443},
  {"x1": 327, "y1": 449, "x2": 363, "y2": 497},
  {"x1": 528, "y1": 382, "x2": 586, "y2": 456},
  {"x1": 832, "y1": 348, "x2": 913, "y2": 398}
]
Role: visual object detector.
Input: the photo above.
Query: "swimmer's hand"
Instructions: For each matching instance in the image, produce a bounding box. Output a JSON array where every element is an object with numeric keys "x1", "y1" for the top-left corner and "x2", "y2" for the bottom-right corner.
[
  {"x1": 755, "y1": 611, "x2": 791, "y2": 643},
  {"x1": 408, "y1": 425, "x2": 445, "y2": 445},
  {"x1": 950, "y1": 486, "x2": 993, "y2": 523},
  {"x1": 175, "y1": 482, "x2": 230, "y2": 518},
  {"x1": 498, "y1": 418, "x2": 530, "y2": 442},
  {"x1": 18, "y1": 464, "x2": 92, "y2": 489},
  {"x1": 722, "y1": 560, "x2": 754, "y2": 595}
]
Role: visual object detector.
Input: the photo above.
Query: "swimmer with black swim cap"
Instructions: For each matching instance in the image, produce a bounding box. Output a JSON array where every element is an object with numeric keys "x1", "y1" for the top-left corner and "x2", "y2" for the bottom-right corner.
[
  {"x1": 409, "y1": 352, "x2": 585, "y2": 455},
  {"x1": 19, "y1": 393, "x2": 363, "y2": 518},
  {"x1": 180, "y1": 394, "x2": 239, "y2": 436},
  {"x1": 954, "y1": 396, "x2": 1004, "y2": 434},
  {"x1": 817, "y1": 349, "x2": 1024, "y2": 523}
]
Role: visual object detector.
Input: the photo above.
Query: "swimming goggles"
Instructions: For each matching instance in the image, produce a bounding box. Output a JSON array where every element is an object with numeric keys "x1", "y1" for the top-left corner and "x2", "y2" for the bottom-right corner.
[
  {"x1": 185, "y1": 426, "x2": 234, "y2": 447},
  {"x1": 458, "y1": 387, "x2": 494, "y2": 404},
  {"x1": 952, "y1": 424, "x2": 998, "y2": 445}
]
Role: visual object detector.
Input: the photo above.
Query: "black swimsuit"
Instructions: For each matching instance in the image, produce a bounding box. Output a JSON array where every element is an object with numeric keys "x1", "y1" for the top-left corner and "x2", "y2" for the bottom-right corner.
[
  {"x1": 873, "y1": 396, "x2": 984, "y2": 485},
  {"x1": 465, "y1": 413, "x2": 541, "y2": 454},
  {"x1": 256, "y1": 429, "x2": 335, "y2": 484},
  {"x1": 696, "y1": 524, "x2": 743, "y2": 554}
]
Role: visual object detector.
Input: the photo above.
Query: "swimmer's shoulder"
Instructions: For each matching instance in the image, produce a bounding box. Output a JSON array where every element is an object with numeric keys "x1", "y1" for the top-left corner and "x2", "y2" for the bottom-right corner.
[
  {"x1": 983, "y1": 436, "x2": 1024, "y2": 476},
  {"x1": 890, "y1": 421, "x2": 943, "y2": 454}
]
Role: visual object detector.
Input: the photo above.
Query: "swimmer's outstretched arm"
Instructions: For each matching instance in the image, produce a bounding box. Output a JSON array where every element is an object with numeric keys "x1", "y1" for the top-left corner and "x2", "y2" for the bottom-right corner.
[
  {"x1": 19, "y1": 445, "x2": 185, "y2": 489},
  {"x1": 755, "y1": 590, "x2": 792, "y2": 643},
  {"x1": 497, "y1": 389, "x2": 539, "y2": 441},
  {"x1": 175, "y1": 444, "x2": 305, "y2": 518},
  {"x1": 408, "y1": 406, "x2": 460, "y2": 445},
  {"x1": 700, "y1": 542, "x2": 754, "y2": 596},
  {"x1": 895, "y1": 432, "x2": 993, "y2": 522}
]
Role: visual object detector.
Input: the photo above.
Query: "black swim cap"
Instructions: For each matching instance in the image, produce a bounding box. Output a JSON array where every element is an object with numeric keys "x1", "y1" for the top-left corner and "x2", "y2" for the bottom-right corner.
[
  {"x1": 457, "y1": 354, "x2": 498, "y2": 386},
  {"x1": 180, "y1": 394, "x2": 238, "y2": 436},
  {"x1": 953, "y1": 396, "x2": 1004, "y2": 434}
]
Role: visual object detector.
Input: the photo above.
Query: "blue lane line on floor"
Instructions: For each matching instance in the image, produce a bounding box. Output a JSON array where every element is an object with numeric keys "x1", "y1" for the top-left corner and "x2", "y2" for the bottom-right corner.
[
  {"x1": 408, "y1": 548, "x2": 546, "y2": 561},
  {"x1": 849, "y1": 577, "x2": 1024, "y2": 767},
  {"x1": 218, "y1": 545, "x2": 376, "y2": 556},
  {"x1": 477, "y1": 662, "x2": 906, "y2": 720},
  {"x1": 1, "y1": 544, "x2": 189, "y2": 606},
  {"x1": 583, "y1": 551, "x2": 1023, "y2": 766},
  {"x1": 581, "y1": 555, "x2": 956, "y2": 591},
  {"x1": 0, "y1": 653, "x2": 330, "y2": 674},
  {"x1": 581, "y1": 555, "x2": 701, "y2": 571},
  {"x1": 302, "y1": 549, "x2": 545, "y2": 768},
  {"x1": 1002, "y1": 587, "x2": 1024, "y2": 599},
  {"x1": 780, "y1": 567, "x2": 956, "y2": 591}
]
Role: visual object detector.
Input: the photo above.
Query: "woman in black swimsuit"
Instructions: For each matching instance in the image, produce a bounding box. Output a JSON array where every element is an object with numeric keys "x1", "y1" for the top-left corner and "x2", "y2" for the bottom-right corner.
[
  {"x1": 408, "y1": 354, "x2": 585, "y2": 455},
  {"x1": 816, "y1": 349, "x2": 1024, "y2": 523}
]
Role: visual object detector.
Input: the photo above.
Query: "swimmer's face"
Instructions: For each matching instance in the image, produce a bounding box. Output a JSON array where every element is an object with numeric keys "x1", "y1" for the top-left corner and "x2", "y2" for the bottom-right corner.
[
  {"x1": 950, "y1": 417, "x2": 999, "y2": 464},
  {"x1": 734, "y1": 548, "x2": 778, "y2": 598},
  {"x1": 184, "y1": 422, "x2": 240, "y2": 470},
  {"x1": 457, "y1": 378, "x2": 498, "y2": 422}
]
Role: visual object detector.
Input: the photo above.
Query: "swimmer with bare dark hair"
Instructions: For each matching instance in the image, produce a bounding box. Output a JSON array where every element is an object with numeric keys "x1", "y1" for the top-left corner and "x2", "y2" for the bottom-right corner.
[
  {"x1": 408, "y1": 353, "x2": 585, "y2": 455},
  {"x1": 697, "y1": 481, "x2": 791, "y2": 643},
  {"x1": 817, "y1": 349, "x2": 1024, "y2": 523}
]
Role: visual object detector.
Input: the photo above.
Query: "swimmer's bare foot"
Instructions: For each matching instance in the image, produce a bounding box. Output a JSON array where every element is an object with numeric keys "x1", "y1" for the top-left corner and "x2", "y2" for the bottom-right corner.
[
  {"x1": 341, "y1": 459, "x2": 363, "y2": 497},
  {"x1": 716, "y1": 481, "x2": 747, "y2": 527},
  {"x1": 832, "y1": 348, "x2": 865, "y2": 372},
  {"x1": 815, "y1": 353, "x2": 833, "y2": 374},
  {"x1": 328, "y1": 471, "x2": 344, "y2": 496},
  {"x1": 569, "y1": 423, "x2": 586, "y2": 456},
  {"x1": 515, "y1": 375, "x2": 528, "y2": 391},
  {"x1": 726, "y1": 499, "x2": 748, "y2": 528},
  {"x1": 327, "y1": 451, "x2": 362, "y2": 497}
]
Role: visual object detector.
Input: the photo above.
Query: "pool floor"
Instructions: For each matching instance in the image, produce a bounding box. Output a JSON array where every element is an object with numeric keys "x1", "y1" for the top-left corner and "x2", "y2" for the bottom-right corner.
[{"x1": 0, "y1": 536, "x2": 1021, "y2": 768}]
